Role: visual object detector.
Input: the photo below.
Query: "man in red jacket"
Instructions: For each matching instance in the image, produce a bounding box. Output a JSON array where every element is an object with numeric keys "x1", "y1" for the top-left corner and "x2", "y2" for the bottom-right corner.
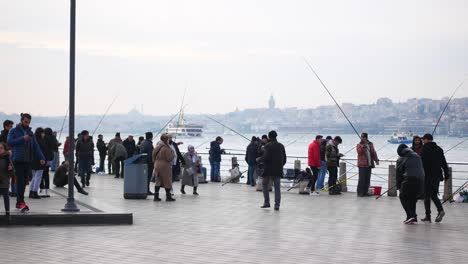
[{"x1": 307, "y1": 135, "x2": 323, "y2": 196}]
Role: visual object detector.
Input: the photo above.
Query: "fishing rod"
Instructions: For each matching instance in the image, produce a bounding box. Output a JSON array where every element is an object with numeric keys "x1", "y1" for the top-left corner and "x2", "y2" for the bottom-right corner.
[
  {"x1": 285, "y1": 133, "x2": 312, "y2": 147},
  {"x1": 303, "y1": 58, "x2": 361, "y2": 140},
  {"x1": 58, "y1": 107, "x2": 69, "y2": 142},
  {"x1": 174, "y1": 85, "x2": 188, "y2": 141},
  {"x1": 375, "y1": 186, "x2": 395, "y2": 199},
  {"x1": 91, "y1": 95, "x2": 118, "y2": 137},
  {"x1": 433, "y1": 80, "x2": 464, "y2": 136},
  {"x1": 147, "y1": 104, "x2": 189, "y2": 139},
  {"x1": 442, "y1": 180, "x2": 468, "y2": 204},
  {"x1": 195, "y1": 139, "x2": 212, "y2": 149},
  {"x1": 222, "y1": 169, "x2": 248, "y2": 186},
  {"x1": 205, "y1": 116, "x2": 250, "y2": 141}
]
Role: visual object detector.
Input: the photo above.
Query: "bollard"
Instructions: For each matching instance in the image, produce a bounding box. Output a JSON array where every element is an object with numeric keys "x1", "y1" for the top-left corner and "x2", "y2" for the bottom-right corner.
[
  {"x1": 388, "y1": 165, "x2": 397, "y2": 196},
  {"x1": 443, "y1": 167, "x2": 453, "y2": 201},
  {"x1": 230, "y1": 156, "x2": 239, "y2": 183},
  {"x1": 339, "y1": 162, "x2": 348, "y2": 192},
  {"x1": 294, "y1": 159, "x2": 301, "y2": 171}
]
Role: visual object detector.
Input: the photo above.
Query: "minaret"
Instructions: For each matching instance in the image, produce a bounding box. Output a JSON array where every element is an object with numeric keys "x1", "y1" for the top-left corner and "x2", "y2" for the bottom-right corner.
[{"x1": 268, "y1": 94, "x2": 275, "y2": 109}]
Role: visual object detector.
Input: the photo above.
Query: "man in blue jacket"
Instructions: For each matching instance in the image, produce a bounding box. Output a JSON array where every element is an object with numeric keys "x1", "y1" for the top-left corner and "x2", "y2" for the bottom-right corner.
[
  {"x1": 7, "y1": 113, "x2": 45, "y2": 211},
  {"x1": 209, "y1": 136, "x2": 224, "y2": 182}
]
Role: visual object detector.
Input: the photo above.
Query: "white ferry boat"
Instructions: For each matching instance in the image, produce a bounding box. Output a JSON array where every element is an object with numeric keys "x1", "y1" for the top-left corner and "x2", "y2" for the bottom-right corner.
[{"x1": 166, "y1": 112, "x2": 203, "y2": 137}]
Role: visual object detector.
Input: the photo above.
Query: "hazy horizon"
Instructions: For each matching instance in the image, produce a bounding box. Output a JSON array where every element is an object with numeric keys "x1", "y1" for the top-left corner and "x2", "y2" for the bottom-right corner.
[{"x1": 2, "y1": 0, "x2": 467, "y2": 116}]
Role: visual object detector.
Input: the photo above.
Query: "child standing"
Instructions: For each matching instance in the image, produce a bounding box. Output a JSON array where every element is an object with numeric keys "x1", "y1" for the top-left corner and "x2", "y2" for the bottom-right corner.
[{"x1": 0, "y1": 142, "x2": 13, "y2": 216}]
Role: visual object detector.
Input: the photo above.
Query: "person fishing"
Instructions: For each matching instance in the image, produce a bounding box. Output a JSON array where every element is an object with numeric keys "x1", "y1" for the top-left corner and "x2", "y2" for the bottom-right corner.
[
  {"x1": 356, "y1": 133, "x2": 379, "y2": 197},
  {"x1": 245, "y1": 136, "x2": 258, "y2": 187},
  {"x1": 209, "y1": 136, "x2": 224, "y2": 182},
  {"x1": 396, "y1": 144, "x2": 424, "y2": 224}
]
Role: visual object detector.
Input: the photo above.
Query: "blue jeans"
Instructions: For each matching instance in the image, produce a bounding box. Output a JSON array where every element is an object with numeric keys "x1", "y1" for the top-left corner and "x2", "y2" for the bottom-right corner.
[
  {"x1": 78, "y1": 159, "x2": 92, "y2": 184},
  {"x1": 247, "y1": 163, "x2": 256, "y2": 186},
  {"x1": 316, "y1": 160, "x2": 327, "y2": 190},
  {"x1": 50, "y1": 152, "x2": 59, "y2": 171},
  {"x1": 210, "y1": 161, "x2": 220, "y2": 182}
]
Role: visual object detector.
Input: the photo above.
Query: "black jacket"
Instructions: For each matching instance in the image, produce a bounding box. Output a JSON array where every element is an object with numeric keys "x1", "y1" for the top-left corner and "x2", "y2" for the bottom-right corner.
[
  {"x1": 245, "y1": 142, "x2": 258, "y2": 164},
  {"x1": 123, "y1": 139, "x2": 137, "y2": 157},
  {"x1": 32, "y1": 137, "x2": 50, "y2": 170},
  {"x1": 76, "y1": 138, "x2": 94, "y2": 160},
  {"x1": 257, "y1": 138, "x2": 287, "y2": 178},
  {"x1": 53, "y1": 164, "x2": 69, "y2": 187},
  {"x1": 97, "y1": 139, "x2": 107, "y2": 156},
  {"x1": 320, "y1": 141, "x2": 327, "y2": 161},
  {"x1": 209, "y1": 141, "x2": 222, "y2": 162},
  {"x1": 0, "y1": 129, "x2": 9, "y2": 145},
  {"x1": 396, "y1": 148, "x2": 425, "y2": 198},
  {"x1": 140, "y1": 139, "x2": 154, "y2": 165},
  {"x1": 421, "y1": 142, "x2": 449, "y2": 187}
]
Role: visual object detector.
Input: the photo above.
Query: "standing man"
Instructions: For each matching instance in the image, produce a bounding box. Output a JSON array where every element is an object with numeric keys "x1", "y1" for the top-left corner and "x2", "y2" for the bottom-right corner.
[
  {"x1": 110, "y1": 141, "x2": 128, "y2": 179},
  {"x1": 307, "y1": 135, "x2": 322, "y2": 196},
  {"x1": 245, "y1": 136, "x2": 258, "y2": 187},
  {"x1": 257, "y1": 131, "x2": 286, "y2": 211},
  {"x1": 96, "y1": 134, "x2": 107, "y2": 173},
  {"x1": 168, "y1": 135, "x2": 185, "y2": 182},
  {"x1": 107, "y1": 132, "x2": 122, "y2": 175},
  {"x1": 140, "y1": 132, "x2": 154, "y2": 195},
  {"x1": 7, "y1": 113, "x2": 45, "y2": 211},
  {"x1": 123, "y1": 135, "x2": 137, "y2": 158},
  {"x1": 356, "y1": 132, "x2": 379, "y2": 197},
  {"x1": 326, "y1": 136, "x2": 343, "y2": 195},
  {"x1": 421, "y1": 133, "x2": 449, "y2": 223},
  {"x1": 209, "y1": 136, "x2": 224, "y2": 182},
  {"x1": 50, "y1": 131, "x2": 61, "y2": 172},
  {"x1": 317, "y1": 136, "x2": 331, "y2": 191},
  {"x1": 75, "y1": 130, "x2": 94, "y2": 188}
]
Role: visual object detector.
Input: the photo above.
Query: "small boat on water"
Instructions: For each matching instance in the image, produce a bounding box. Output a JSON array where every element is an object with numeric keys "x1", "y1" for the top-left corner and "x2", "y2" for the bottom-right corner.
[
  {"x1": 166, "y1": 111, "x2": 203, "y2": 137},
  {"x1": 387, "y1": 133, "x2": 413, "y2": 144}
]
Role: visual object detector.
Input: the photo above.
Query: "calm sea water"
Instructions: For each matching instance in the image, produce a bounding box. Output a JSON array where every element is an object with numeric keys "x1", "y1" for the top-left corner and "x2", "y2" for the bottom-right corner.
[{"x1": 59, "y1": 132, "x2": 468, "y2": 192}]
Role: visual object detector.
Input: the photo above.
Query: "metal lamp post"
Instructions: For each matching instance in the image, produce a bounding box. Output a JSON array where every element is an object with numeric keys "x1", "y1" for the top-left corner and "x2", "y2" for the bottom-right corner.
[{"x1": 62, "y1": 0, "x2": 80, "y2": 212}]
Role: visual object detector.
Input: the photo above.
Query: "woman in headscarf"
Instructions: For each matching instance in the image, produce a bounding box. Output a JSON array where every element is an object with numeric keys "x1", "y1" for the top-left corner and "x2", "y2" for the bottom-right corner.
[
  {"x1": 152, "y1": 134, "x2": 175, "y2": 202},
  {"x1": 181, "y1": 145, "x2": 201, "y2": 195},
  {"x1": 411, "y1": 135, "x2": 423, "y2": 156}
]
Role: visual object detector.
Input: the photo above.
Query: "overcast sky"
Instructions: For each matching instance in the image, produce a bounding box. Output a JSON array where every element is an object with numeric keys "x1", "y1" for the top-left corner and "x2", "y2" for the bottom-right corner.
[{"x1": 1, "y1": 0, "x2": 467, "y2": 116}]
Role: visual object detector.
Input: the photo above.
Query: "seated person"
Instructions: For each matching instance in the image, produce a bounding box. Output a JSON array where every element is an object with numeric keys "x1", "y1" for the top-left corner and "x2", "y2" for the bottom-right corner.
[{"x1": 54, "y1": 161, "x2": 88, "y2": 195}]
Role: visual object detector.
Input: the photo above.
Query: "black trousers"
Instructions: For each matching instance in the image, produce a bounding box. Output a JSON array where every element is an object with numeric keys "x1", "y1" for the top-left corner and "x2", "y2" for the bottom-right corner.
[
  {"x1": 327, "y1": 166, "x2": 339, "y2": 193},
  {"x1": 40, "y1": 166, "x2": 50, "y2": 189},
  {"x1": 424, "y1": 183, "x2": 443, "y2": 216},
  {"x1": 99, "y1": 154, "x2": 106, "y2": 172},
  {"x1": 13, "y1": 161, "x2": 31, "y2": 204},
  {"x1": 307, "y1": 167, "x2": 319, "y2": 191},
  {"x1": 0, "y1": 188, "x2": 9, "y2": 213},
  {"x1": 147, "y1": 164, "x2": 154, "y2": 192},
  {"x1": 115, "y1": 157, "x2": 125, "y2": 177},
  {"x1": 357, "y1": 167, "x2": 372, "y2": 196}
]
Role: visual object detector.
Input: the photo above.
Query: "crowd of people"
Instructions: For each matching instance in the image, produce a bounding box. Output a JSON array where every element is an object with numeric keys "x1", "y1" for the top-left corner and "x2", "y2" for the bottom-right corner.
[{"x1": 0, "y1": 113, "x2": 451, "y2": 223}]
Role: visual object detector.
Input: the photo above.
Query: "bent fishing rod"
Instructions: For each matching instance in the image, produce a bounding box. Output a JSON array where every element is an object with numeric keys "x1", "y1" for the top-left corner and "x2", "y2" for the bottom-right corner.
[
  {"x1": 303, "y1": 58, "x2": 361, "y2": 140},
  {"x1": 222, "y1": 169, "x2": 248, "y2": 186},
  {"x1": 58, "y1": 107, "x2": 69, "y2": 142},
  {"x1": 91, "y1": 95, "x2": 118, "y2": 137},
  {"x1": 433, "y1": 80, "x2": 465, "y2": 135},
  {"x1": 442, "y1": 180, "x2": 468, "y2": 204},
  {"x1": 204, "y1": 116, "x2": 250, "y2": 141}
]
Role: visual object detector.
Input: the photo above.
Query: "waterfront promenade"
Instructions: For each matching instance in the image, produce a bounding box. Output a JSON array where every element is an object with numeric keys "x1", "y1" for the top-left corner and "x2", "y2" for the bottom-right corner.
[{"x1": 0, "y1": 173, "x2": 467, "y2": 264}]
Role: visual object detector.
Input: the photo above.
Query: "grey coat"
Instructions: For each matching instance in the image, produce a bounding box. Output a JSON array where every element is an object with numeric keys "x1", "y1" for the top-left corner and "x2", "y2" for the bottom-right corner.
[
  {"x1": 181, "y1": 152, "x2": 199, "y2": 187},
  {"x1": 110, "y1": 143, "x2": 128, "y2": 161}
]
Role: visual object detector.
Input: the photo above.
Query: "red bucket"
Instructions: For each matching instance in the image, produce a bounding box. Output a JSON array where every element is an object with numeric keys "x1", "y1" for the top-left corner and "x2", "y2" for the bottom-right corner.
[{"x1": 370, "y1": 186, "x2": 382, "y2": 196}]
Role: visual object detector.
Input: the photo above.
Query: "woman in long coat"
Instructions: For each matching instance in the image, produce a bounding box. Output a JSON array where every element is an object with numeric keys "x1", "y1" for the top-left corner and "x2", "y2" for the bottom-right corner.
[
  {"x1": 152, "y1": 134, "x2": 175, "y2": 202},
  {"x1": 181, "y1": 145, "x2": 200, "y2": 195}
]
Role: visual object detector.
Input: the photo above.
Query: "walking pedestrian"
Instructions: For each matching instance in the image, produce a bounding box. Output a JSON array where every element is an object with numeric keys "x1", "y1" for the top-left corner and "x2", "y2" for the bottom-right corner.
[
  {"x1": 396, "y1": 144, "x2": 424, "y2": 224},
  {"x1": 7, "y1": 113, "x2": 45, "y2": 212},
  {"x1": 181, "y1": 145, "x2": 201, "y2": 195},
  {"x1": 420, "y1": 133, "x2": 449, "y2": 223},
  {"x1": 152, "y1": 134, "x2": 175, "y2": 202}
]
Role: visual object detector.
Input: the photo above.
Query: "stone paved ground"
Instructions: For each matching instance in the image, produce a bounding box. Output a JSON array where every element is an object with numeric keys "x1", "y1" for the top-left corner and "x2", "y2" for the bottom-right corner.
[{"x1": 0, "y1": 173, "x2": 467, "y2": 264}]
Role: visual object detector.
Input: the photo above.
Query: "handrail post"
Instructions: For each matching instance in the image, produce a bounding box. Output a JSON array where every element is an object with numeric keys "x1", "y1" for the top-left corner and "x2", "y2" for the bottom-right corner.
[
  {"x1": 443, "y1": 167, "x2": 453, "y2": 201},
  {"x1": 339, "y1": 162, "x2": 347, "y2": 192},
  {"x1": 388, "y1": 164, "x2": 397, "y2": 196}
]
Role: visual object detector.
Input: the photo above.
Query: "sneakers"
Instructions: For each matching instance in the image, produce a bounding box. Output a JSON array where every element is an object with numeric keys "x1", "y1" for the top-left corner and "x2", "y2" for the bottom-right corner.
[
  {"x1": 310, "y1": 191, "x2": 320, "y2": 196},
  {"x1": 17, "y1": 202, "x2": 29, "y2": 212},
  {"x1": 29, "y1": 191, "x2": 41, "y2": 199},
  {"x1": 261, "y1": 204, "x2": 271, "y2": 208},
  {"x1": 303, "y1": 187, "x2": 310, "y2": 193},
  {"x1": 421, "y1": 216, "x2": 432, "y2": 223},
  {"x1": 435, "y1": 211, "x2": 445, "y2": 223},
  {"x1": 404, "y1": 217, "x2": 417, "y2": 225}
]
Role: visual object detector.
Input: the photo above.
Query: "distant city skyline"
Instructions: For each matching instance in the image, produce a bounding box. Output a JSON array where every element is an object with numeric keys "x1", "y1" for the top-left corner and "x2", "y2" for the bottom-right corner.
[{"x1": 1, "y1": 0, "x2": 467, "y2": 116}]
